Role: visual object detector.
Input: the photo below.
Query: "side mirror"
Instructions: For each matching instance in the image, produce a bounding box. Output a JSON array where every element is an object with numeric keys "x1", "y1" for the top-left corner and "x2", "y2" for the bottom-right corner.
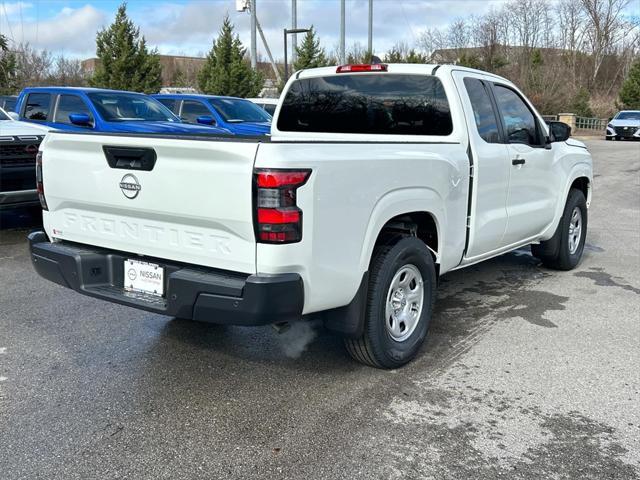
[
  {"x1": 196, "y1": 115, "x2": 216, "y2": 125},
  {"x1": 548, "y1": 121, "x2": 571, "y2": 142},
  {"x1": 7, "y1": 111, "x2": 19, "y2": 121},
  {"x1": 69, "y1": 113, "x2": 93, "y2": 127}
]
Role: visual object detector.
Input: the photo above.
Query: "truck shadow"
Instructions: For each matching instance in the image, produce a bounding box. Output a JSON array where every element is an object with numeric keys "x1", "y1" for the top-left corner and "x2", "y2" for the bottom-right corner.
[
  {"x1": 0, "y1": 205, "x2": 42, "y2": 230},
  {"x1": 151, "y1": 246, "x2": 589, "y2": 378}
]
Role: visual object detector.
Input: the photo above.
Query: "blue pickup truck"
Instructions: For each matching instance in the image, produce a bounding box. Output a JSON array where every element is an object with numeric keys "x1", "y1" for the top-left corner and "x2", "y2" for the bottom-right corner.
[
  {"x1": 15, "y1": 87, "x2": 232, "y2": 134},
  {"x1": 153, "y1": 94, "x2": 271, "y2": 136}
]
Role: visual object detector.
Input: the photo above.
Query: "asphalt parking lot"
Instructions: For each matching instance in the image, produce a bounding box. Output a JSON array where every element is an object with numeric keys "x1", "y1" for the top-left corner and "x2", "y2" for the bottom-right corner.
[{"x1": 0, "y1": 139, "x2": 638, "y2": 479}]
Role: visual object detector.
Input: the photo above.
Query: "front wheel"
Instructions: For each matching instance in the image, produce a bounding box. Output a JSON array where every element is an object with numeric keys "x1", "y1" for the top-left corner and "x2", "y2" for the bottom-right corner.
[
  {"x1": 531, "y1": 188, "x2": 587, "y2": 270},
  {"x1": 344, "y1": 237, "x2": 436, "y2": 369}
]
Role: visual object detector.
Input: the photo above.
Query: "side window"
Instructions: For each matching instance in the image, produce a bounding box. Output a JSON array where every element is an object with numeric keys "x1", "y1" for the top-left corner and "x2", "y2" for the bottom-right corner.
[
  {"x1": 493, "y1": 85, "x2": 540, "y2": 146},
  {"x1": 264, "y1": 104, "x2": 276, "y2": 116},
  {"x1": 181, "y1": 101, "x2": 213, "y2": 124},
  {"x1": 55, "y1": 95, "x2": 92, "y2": 124},
  {"x1": 156, "y1": 98, "x2": 178, "y2": 113},
  {"x1": 463, "y1": 78, "x2": 501, "y2": 143},
  {"x1": 24, "y1": 93, "x2": 51, "y2": 121},
  {"x1": 4, "y1": 98, "x2": 17, "y2": 112}
]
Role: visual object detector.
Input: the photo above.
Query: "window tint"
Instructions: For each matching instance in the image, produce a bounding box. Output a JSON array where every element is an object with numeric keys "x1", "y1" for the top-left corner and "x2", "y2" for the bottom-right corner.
[
  {"x1": 156, "y1": 98, "x2": 178, "y2": 113},
  {"x1": 278, "y1": 74, "x2": 453, "y2": 136},
  {"x1": 24, "y1": 93, "x2": 51, "y2": 121},
  {"x1": 0, "y1": 109, "x2": 8, "y2": 121},
  {"x1": 181, "y1": 100, "x2": 212, "y2": 124},
  {"x1": 4, "y1": 98, "x2": 16, "y2": 112},
  {"x1": 55, "y1": 95, "x2": 92, "y2": 124},
  {"x1": 87, "y1": 93, "x2": 178, "y2": 122},
  {"x1": 208, "y1": 98, "x2": 271, "y2": 123},
  {"x1": 463, "y1": 78, "x2": 501, "y2": 143},
  {"x1": 493, "y1": 85, "x2": 540, "y2": 145},
  {"x1": 616, "y1": 111, "x2": 640, "y2": 120}
]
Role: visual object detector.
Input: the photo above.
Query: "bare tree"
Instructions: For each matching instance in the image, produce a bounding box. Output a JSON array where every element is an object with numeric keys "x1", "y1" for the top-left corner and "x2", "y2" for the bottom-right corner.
[{"x1": 580, "y1": 0, "x2": 631, "y2": 85}]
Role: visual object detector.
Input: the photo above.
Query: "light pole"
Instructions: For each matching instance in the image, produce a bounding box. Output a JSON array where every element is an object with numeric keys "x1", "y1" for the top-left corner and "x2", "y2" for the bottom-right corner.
[{"x1": 284, "y1": 27, "x2": 311, "y2": 80}]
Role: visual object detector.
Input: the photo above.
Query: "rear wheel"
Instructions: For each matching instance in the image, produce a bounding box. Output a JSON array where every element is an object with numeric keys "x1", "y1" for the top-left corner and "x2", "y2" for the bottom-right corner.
[
  {"x1": 344, "y1": 237, "x2": 436, "y2": 369},
  {"x1": 531, "y1": 188, "x2": 587, "y2": 270}
]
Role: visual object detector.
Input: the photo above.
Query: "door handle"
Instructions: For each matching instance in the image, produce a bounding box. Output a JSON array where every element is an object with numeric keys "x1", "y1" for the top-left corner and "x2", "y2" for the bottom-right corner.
[{"x1": 512, "y1": 158, "x2": 526, "y2": 166}]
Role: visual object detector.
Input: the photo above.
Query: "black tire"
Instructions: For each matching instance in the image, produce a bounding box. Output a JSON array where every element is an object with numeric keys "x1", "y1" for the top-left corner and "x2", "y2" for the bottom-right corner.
[
  {"x1": 606, "y1": 136, "x2": 612, "y2": 141},
  {"x1": 531, "y1": 188, "x2": 587, "y2": 270},
  {"x1": 344, "y1": 237, "x2": 437, "y2": 369}
]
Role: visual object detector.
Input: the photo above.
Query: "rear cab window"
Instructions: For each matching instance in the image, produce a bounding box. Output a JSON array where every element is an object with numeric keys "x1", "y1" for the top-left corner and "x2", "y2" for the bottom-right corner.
[
  {"x1": 23, "y1": 93, "x2": 52, "y2": 121},
  {"x1": 463, "y1": 78, "x2": 501, "y2": 144},
  {"x1": 277, "y1": 73, "x2": 453, "y2": 137}
]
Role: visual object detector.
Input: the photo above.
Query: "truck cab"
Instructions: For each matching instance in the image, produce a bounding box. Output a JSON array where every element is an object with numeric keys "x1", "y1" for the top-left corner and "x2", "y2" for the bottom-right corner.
[
  {"x1": 15, "y1": 87, "x2": 232, "y2": 135},
  {"x1": 153, "y1": 94, "x2": 272, "y2": 136}
]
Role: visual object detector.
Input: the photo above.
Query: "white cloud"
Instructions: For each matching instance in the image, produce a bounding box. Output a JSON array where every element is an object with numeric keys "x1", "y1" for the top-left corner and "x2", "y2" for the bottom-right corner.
[
  {"x1": 1, "y1": 2, "x2": 33, "y2": 17},
  {"x1": 1, "y1": 4, "x2": 107, "y2": 57},
  {"x1": 0, "y1": 0, "x2": 510, "y2": 59}
]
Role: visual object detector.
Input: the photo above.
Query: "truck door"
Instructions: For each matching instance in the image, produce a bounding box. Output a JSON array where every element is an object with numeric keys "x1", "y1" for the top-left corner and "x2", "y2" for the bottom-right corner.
[
  {"x1": 490, "y1": 83, "x2": 558, "y2": 245},
  {"x1": 452, "y1": 71, "x2": 510, "y2": 258}
]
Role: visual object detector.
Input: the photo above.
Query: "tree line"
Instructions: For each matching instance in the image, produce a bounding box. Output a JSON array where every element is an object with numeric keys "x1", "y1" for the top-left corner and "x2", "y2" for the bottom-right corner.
[{"x1": 1, "y1": 0, "x2": 639, "y2": 114}]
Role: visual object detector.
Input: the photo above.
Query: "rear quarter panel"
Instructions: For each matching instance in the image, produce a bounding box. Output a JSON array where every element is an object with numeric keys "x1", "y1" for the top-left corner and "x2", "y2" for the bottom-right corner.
[{"x1": 255, "y1": 142, "x2": 469, "y2": 314}]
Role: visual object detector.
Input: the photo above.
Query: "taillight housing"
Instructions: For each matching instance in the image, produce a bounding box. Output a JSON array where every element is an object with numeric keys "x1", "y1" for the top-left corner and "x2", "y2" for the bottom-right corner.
[
  {"x1": 35, "y1": 151, "x2": 48, "y2": 211},
  {"x1": 254, "y1": 168, "x2": 311, "y2": 244}
]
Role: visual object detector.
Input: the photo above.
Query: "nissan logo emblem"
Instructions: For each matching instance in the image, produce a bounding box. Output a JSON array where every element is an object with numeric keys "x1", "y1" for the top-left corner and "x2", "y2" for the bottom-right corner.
[
  {"x1": 25, "y1": 144, "x2": 38, "y2": 154},
  {"x1": 119, "y1": 174, "x2": 141, "y2": 199}
]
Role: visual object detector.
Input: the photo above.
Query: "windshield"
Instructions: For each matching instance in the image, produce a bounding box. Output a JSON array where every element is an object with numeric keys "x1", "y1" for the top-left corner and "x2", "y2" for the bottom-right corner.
[
  {"x1": 208, "y1": 98, "x2": 271, "y2": 123},
  {"x1": 0, "y1": 108, "x2": 9, "y2": 121},
  {"x1": 615, "y1": 111, "x2": 640, "y2": 121},
  {"x1": 88, "y1": 92, "x2": 179, "y2": 122}
]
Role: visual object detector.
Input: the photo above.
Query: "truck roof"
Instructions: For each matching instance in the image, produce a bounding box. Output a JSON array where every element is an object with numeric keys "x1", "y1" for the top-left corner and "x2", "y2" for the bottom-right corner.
[
  {"x1": 152, "y1": 94, "x2": 251, "y2": 101},
  {"x1": 20, "y1": 86, "x2": 148, "y2": 95},
  {"x1": 295, "y1": 63, "x2": 511, "y2": 84}
]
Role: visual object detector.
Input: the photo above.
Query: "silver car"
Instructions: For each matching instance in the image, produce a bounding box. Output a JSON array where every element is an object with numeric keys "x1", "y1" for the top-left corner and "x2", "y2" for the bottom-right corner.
[{"x1": 606, "y1": 110, "x2": 640, "y2": 140}]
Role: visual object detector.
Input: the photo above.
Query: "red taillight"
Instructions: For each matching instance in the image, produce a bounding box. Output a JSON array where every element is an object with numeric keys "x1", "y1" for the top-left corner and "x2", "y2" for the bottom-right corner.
[
  {"x1": 35, "y1": 151, "x2": 48, "y2": 211},
  {"x1": 254, "y1": 168, "x2": 310, "y2": 244},
  {"x1": 336, "y1": 64, "x2": 388, "y2": 73}
]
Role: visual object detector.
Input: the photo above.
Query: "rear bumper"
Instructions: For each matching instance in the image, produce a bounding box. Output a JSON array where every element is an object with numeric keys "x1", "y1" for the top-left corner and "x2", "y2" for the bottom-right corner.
[
  {"x1": 28, "y1": 231, "x2": 304, "y2": 325},
  {"x1": 0, "y1": 189, "x2": 39, "y2": 209}
]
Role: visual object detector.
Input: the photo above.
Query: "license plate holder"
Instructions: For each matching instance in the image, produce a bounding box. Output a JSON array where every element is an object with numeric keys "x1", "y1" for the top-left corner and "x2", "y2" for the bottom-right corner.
[{"x1": 124, "y1": 259, "x2": 164, "y2": 297}]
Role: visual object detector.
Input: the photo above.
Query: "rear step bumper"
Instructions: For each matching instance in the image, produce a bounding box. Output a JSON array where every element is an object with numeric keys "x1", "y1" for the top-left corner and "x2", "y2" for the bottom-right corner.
[{"x1": 28, "y1": 231, "x2": 303, "y2": 325}]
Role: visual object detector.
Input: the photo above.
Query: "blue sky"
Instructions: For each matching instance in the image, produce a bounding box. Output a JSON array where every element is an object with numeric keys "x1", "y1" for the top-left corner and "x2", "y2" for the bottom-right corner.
[{"x1": 0, "y1": 0, "x2": 517, "y2": 59}]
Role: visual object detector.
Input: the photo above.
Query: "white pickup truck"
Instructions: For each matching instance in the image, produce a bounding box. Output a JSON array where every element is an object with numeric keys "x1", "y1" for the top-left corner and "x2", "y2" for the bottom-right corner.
[{"x1": 29, "y1": 64, "x2": 592, "y2": 368}]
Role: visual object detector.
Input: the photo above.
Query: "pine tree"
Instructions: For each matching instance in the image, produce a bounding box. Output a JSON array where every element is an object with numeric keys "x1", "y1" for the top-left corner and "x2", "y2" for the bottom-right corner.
[
  {"x1": 293, "y1": 27, "x2": 327, "y2": 71},
  {"x1": 571, "y1": 87, "x2": 593, "y2": 117},
  {"x1": 90, "y1": 3, "x2": 162, "y2": 93},
  {"x1": 198, "y1": 16, "x2": 264, "y2": 97},
  {"x1": 619, "y1": 59, "x2": 640, "y2": 110},
  {"x1": 0, "y1": 34, "x2": 18, "y2": 95}
]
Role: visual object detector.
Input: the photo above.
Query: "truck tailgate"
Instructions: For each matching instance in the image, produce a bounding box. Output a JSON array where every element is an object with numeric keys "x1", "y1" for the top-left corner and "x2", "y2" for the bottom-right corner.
[{"x1": 41, "y1": 133, "x2": 260, "y2": 274}]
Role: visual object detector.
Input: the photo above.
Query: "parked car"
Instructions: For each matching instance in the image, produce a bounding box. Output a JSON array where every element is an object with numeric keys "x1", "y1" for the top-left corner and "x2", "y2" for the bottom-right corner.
[
  {"x1": 15, "y1": 87, "x2": 232, "y2": 134},
  {"x1": 29, "y1": 64, "x2": 592, "y2": 369},
  {"x1": 0, "y1": 95, "x2": 18, "y2": 112},
  {"x1": 0, "y1": 106, "x2": 49, "y2": 210},
  {"x1": 246, "y1": 97, "x2": 278, "y2": 116},
  {"x1": 153, "y1": 94, "x2": 271, "y2": 136},
  {"x1": 606, "y1": 110, "x2": 640, "y2": 140}
]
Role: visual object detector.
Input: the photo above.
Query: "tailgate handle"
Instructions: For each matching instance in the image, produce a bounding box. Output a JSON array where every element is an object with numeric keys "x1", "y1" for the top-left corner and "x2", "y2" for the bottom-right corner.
[{"x1": 103, "y1": 146, "x2": 157, "y2": 171}]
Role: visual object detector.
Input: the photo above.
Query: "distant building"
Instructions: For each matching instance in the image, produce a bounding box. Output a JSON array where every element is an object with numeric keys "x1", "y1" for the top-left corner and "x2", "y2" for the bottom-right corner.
[{"x1": 81, "y1": 55, "x2": 282, "y2": 96}]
